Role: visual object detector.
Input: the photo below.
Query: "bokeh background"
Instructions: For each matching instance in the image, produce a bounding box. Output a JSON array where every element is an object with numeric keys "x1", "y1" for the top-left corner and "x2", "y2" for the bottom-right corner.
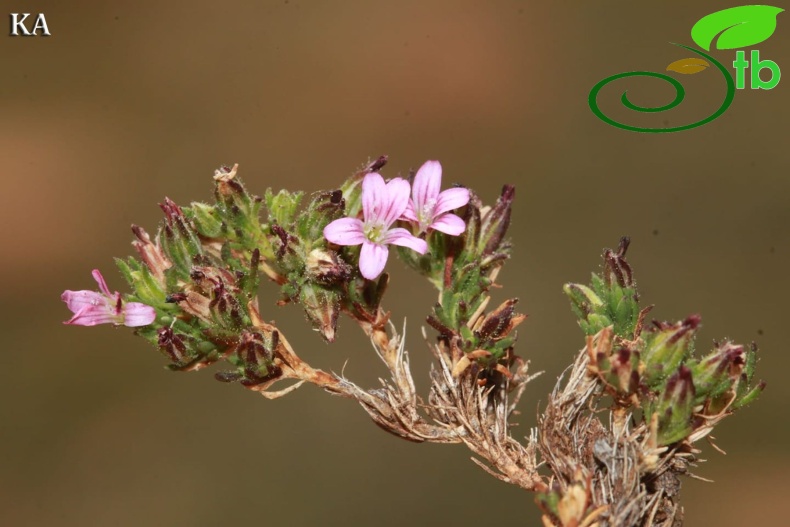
[{"x1": 2, "y1": 1, "x2": 787, "y2": 525}]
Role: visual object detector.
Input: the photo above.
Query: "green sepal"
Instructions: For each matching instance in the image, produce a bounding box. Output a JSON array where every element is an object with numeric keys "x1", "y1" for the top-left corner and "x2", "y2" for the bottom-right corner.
[
  {"x1": 641, "y1": 317, "x2": 699, "y2": 387},
  {"x1": 295, "y1": 190, "x2": 346, "y2": 246},
  {"x1": 299, "y1": 281, "x2": 341, "y2": 342},
  {"x1": 186, "y1": 202, "x2": 224, "y2": 238},
  {"x1": 264, "y1": 188, "x2": 303, "y2": 227},
  {"x1": 732, "y1": 380, "x2": 766, "y2": 409},
  {"x1": 654, "y1": 366, "x2": 696, "y2": 445},
  {"x1": 115, "y1": 257, "x2": 169, "y2": 310}
]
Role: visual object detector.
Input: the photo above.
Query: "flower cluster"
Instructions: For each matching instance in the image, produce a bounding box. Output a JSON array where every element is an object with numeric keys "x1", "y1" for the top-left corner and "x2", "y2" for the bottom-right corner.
[
  {"x1": 58, "y1": 156, "x2": 765, "y2": 527},
  {"x1": 61, "y1": 159, "x2": 470, "y2": 326},
  {"x1": 323, "y1": 160, "x2": 469, "y2": 280}
]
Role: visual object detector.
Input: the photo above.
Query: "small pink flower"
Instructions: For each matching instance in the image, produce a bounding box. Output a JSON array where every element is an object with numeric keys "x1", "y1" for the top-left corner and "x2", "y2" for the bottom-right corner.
[
  {"x1": 401, "y1": 160, "x2": 470, "y2": 235},
  {"x1": 61, "y1": 269, "x2": 157, "y2": 327},
  {"x1": 323, "y1": 173, "x2": 428, "y2": 280}
]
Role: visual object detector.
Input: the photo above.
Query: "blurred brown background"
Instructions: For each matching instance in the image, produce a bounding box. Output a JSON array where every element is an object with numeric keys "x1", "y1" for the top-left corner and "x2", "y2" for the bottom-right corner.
[{"x1": 1, "y1": 1, "x2": 787, "y2": 525}]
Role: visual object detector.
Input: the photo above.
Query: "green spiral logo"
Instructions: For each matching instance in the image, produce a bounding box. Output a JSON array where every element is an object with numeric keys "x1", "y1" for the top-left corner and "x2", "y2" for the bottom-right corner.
[
  {"x1": 588, "y1": 44, "x2": 735, "y2": 133},
  {"x1": 589, "y1": 5, "x2": 784, "y2": 133}
]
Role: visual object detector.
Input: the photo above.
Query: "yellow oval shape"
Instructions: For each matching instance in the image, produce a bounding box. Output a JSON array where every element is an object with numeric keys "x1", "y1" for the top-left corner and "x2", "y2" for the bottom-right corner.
[{"x1": 666, "y1": 57, "x2": 710, "y2": 74}]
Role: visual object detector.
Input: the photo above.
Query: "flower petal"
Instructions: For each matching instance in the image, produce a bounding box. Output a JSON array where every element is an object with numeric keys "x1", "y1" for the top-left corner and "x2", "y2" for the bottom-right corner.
[
  {"x1": 123, "y1": 302, "x2": 158, "y2": 327},
  {"x1": 61, "y1": 289, "x2": 108, "y2": 314},
  {"x1": 380, "y1": 177, "x2": 411, "y2": 227},
  {"x1": 430, "y1": 213, "x2": 466, "y2": 236},
  {"x1": 412, "y1": 160, "x2": 442, "y2": 211},
  {"x1": 91, "y1": 269, "x2": 114, "y2": 298},
  {"x1": 323, "y1": 217, "x2": 366, "y2": 245},
  {"x1": 383, "y1": 228, "x2": 428, "y2": 254},
  {"x1": 434, "y1": 187, "x2": 470, "y2": 216},
  {"x1": 359, "y1": 241, "x2": 389, "y2": 280},
  {"x1": 400, "y1": 199, "x2": 418, "y2": 222},
  {"x1": 63, "y1": 305, "x2": 117, "y2": 326},
  {"x1": 362, "y1": 172, "x2": 387, "y2": 224}
]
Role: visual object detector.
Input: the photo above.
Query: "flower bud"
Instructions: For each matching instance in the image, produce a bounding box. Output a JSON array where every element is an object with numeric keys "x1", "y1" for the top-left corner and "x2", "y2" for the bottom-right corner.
[
  {"x1": 603, "y1": 236, "x2": 634, "y2": 289},
  {"x1": 306, "y1": 248, "x2": 351, "y2": 285},
  {"x1": 157, "y1": 326, "x2": 190, "y2": 364},
  {"x1": 237, "y1": 248, "x2": 261, "y2": 300},
  {"x1": 478, "y1": 184, "x2": 514, "y2": 256},
  {"x1": 360, "y1": 272, "x2": 389, "y2": 312},
  {"x1": 182, "y1": 265, "x2": 245, "y2": 328},
  {"x1": 157, "y1": 326, "x2": 217, "y2": 370},
  {"x1": 608, "y1": 347, "x2": 640, "y2": 394},
  {"x1": 159, "y1": 198, "x2": 203, "y2": 275},
  {"x1": 299, "y1": 282, "x2": 340, "y2": 342},
  {"x1": 689, "y1": 341, "x2": 745, "y2": 401},
  {"x1": 211, "y1": 165, "x2": 269, "y2": 256},
  {"x1": 562, "y1": 239, "x2": 645, "y2": 340},
  {"x1": 175, "y1": 290, "x2": 213, "y2": 324},
  {"x1": 641, "y1": 315, "x2": 700, "y2": 386},
  {"x1": 213, "y1": 164, "x2": 263, "y2": 221},
  {"x1": 189, "y1": 265, "x2": 238, "y2": 294},
  {"x1": 182, "y1": 265, "x2": 245, "y2": 327},
  {"x1": 365, "y1": 155, "x2": 388, "y2": 173},
  {"x1": 461, "y1": 191, "x2": 483, "y2": 251},
  {"x1": 655, "y1": 365, "x2": 696, "y2": 445},
  {"x1": 213, "y1": 164, "x2": 245, "y2": 200},
  {"x1": 270, "y1": 223, "x2": 297, "y2": 260},
  {"x1": 234, "y1": 330, "x2": 280, "y2": 385},
  {"x1": 207, "y1": 280, "x2": 244, "y2": 328},
  {"x1": 473, "y1": 298, "x2": 526, "y2": 345},
  {"x1": 131, "y1": 225, "x2": 172, "y2": 283}
]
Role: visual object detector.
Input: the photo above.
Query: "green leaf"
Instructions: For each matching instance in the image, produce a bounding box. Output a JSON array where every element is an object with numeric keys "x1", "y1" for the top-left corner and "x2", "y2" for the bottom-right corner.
[{"x1": 691, "y1": 5, "x2": 784, "y2": 51}]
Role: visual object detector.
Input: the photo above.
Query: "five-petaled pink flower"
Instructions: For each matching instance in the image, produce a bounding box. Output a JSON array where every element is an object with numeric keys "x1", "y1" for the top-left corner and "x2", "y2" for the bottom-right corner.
[
  {"x1": 323, "y1": 173, "x2": 428, "y2": 280},
  {"x1": 401, "y1": 160, "x2": 470, "y2": 235},
  {"x1": 61, "y1": 269, "x2": 157, "y2": 327}
]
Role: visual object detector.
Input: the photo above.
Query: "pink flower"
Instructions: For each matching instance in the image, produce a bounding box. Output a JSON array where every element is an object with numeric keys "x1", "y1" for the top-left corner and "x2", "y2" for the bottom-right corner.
[
  {"x1": 61, "y1": 269, "x2": 157, "y2": 327},
  {"x1": 401, "y1": 160, "x2": 469, "y2": 235},
  {"x1": 323, "y1": 173, "x2": 428, "y2": 280}
]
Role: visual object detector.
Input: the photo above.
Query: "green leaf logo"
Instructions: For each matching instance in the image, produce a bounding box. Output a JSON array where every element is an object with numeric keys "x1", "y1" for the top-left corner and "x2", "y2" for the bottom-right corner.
[{"x1": 691, "y1": 5, "x2": 784, "y2": 51}]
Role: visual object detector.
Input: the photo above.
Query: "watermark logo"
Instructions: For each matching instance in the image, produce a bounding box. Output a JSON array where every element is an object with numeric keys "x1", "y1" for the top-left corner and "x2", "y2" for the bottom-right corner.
[
  {"x1": 9, "y1": 13, "x2": 50, "y2": 36},
  {"x1": 589, "y1": 5, "x2": 783, "y2": 133}
]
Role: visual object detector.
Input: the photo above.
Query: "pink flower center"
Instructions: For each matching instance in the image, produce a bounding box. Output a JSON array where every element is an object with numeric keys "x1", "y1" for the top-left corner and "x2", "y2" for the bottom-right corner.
[
  {"x1": 363, "y1": 222, "x2": 386, "y2": 244},
  {"x1": 417, "y1": 199, "x2": 437, "y2": 229}
]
